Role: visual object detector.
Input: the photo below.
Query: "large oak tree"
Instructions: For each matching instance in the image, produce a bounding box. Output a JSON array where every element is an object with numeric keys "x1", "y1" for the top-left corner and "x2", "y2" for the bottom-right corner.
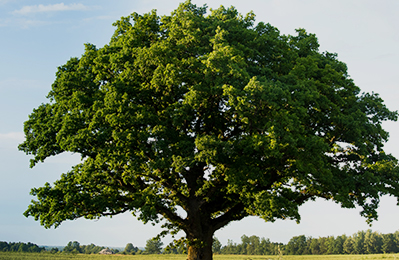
[{"x1": 19, "y1": 1, "x2": 399, "y2": 259}]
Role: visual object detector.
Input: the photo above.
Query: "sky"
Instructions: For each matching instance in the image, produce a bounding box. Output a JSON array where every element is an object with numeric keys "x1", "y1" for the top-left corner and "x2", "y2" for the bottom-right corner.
[{"x1": 1, "y1": 0, "x2": 399, "y2": 249}]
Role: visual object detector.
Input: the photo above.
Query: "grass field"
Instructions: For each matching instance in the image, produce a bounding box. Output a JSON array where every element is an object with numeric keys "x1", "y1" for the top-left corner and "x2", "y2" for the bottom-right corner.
[{"x1": 0, "y1": 253, "x2": 398, "y2": 260}]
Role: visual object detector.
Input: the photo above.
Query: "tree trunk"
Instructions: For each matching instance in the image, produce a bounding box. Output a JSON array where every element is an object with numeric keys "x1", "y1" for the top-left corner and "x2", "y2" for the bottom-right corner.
[{"x1": 186, "y1": 230, "x2": 214, "y2": 260}]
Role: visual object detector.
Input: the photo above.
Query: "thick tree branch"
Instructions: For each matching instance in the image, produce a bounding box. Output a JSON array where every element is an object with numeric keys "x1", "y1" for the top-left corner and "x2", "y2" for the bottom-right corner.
[{"x1": 211, "y1": 202, "x2": 248, "y2": 232}]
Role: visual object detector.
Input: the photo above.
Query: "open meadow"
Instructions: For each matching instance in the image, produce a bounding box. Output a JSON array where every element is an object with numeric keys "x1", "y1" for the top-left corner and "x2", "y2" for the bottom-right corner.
[{"x1": 0, "y1": 253, "x2": 399, "y2": 260}]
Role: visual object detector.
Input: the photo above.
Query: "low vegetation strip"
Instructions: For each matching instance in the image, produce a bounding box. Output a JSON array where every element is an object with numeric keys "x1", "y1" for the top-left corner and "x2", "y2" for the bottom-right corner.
[{"x1": 1, "y1": 253, "x2": 399, "y2": 260}]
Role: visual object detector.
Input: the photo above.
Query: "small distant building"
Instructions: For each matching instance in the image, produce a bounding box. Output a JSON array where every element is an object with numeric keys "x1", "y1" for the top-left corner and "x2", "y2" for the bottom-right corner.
[{"x1": 99, "y1": 248, "x2": 114, "y2": 255}]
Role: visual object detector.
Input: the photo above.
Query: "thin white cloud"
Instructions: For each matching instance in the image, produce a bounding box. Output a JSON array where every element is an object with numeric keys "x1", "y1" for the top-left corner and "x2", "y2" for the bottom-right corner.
[
  {"x1": 0, "y1": 132, "x2": 24, "y2": 150},
  {"x1": 17, "y1": 19, "x2": 49, "y2": 28},
  {"x1": 0, "y1": 132, "x2": 24, "y2": 141},
  {"x1": 83, "y1": 15, "x2": 114, "y2": 22},
  {"x1": 12, "y1": 3, "x2": 88, "y2": 15}
]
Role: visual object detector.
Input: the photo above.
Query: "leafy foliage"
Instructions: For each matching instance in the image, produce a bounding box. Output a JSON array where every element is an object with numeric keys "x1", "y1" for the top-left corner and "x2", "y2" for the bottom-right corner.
[
  {"x1": 219, "y1": 236, "x2": 283, "y2": 255},
  {"x1": 19, "y1": 0, "x2": 399, "y2": 259},
  {"x1": 145, "y1": 238, "x2": 163, "y2": 254},
  {"x1": 62, "y1": 241, "x2": 114, "y2": 254},
  {"x1": 2, "y1": 230, "x2": 399, "y2": 257},
  {"x1": 124, "y1": 243, "x2": 139, "y2": 255},
  {"x1": 217, "y1": 230, "x2": 399, "y2": 255},
  {"x1": 282, "y1": 230, "x2": 399, "y2": 255},
  {"x1": 0, "y1": 241, "x2": 45, "y2": 253}
]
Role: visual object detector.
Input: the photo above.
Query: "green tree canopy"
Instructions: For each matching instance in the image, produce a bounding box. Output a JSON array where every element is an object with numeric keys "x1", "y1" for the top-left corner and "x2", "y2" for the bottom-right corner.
[
  {"x1": 382, "y1": 233, "x2": 397, "y2": 253},
  {"x1": 124, "y1": 243, "x2": 138, "y2": 255},
  {"x1": 145, "y1": 238, "x2": 163, "y2": 254},
  {"x1": 286, "y1": 235, "x2": 307, "y2": 255},
  {"x1": 212, "y1": 237, "x2": 222, "y2": 254},
  {"x1": 19, "y1": 1, "x2": 399, "y2": 260}
]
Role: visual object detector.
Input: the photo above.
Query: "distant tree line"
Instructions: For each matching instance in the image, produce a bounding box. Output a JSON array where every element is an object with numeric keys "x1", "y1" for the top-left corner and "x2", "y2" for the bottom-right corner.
[
  {"x1": 214, "y1": 230, "x2": 399, "y2": 256},
  {"x1": 214, "y1": 235, "x2": 284, "y2": 255},
  {"x1": 58, "y1": 241, "x2": 141, "y2": 254},
  {"x1": 62, "y1": 241, "x2": 110, "y2": 254},
  {"x1": 0, "y1": 242, "x2": 45, "y2": 253},
  {"x1": 284, "y1": 230, "x2": 399, "y2": 255},
  {"x1": 60, "y1": 239, "x2": 162, "y2": 255},
  {"x1": 0, "y1": 241, "x2": 117, "y2": 254},
  {"x1": 4, "y1": 229, "x2": 399, "y2": 255}
]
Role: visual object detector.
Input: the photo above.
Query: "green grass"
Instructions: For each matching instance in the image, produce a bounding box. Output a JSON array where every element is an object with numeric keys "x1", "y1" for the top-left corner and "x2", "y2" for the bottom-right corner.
[
  {"x1": 214, "y1": 255, "x2": 399, "y2": 260},
  {"x1": 0, "y1": 253, "x2": 398, "y2": 260}
]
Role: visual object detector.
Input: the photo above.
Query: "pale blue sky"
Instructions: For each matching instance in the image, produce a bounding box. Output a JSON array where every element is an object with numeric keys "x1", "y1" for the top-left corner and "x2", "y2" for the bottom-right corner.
[{"x1": 1, "y1": 0, "x2": 399, "y2": 248}]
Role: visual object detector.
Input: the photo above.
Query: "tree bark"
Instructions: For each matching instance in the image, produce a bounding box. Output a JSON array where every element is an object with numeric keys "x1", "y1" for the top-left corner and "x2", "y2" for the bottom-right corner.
[{"x1": 186, "y1": 230, "x2": 214, "y2": 260}]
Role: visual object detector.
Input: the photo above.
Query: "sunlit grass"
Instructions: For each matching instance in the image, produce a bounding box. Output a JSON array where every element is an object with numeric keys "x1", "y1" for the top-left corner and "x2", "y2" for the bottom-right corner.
[{"x1": 0, "y1": 252, "x2": 398, "y2": 260}]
